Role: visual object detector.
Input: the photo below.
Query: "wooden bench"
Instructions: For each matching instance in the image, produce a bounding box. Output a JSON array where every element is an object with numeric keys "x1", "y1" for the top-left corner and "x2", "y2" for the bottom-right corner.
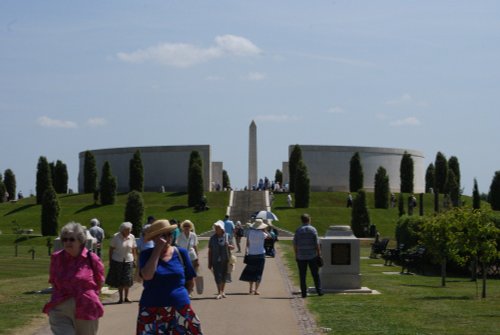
[{"x1": 400, "y1": 246, "x2": 426, "y2": 274}]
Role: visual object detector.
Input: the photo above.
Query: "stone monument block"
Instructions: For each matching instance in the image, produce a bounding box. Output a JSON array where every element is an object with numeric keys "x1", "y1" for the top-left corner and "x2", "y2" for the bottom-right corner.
[{"x1": 319, "y1": 225, "x2": 362, "y2": 290}]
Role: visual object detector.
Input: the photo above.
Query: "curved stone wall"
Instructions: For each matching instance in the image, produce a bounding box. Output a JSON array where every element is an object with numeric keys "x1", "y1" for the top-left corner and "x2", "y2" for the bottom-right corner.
[
  {"x1": 288, "y1": 145, "x2": 425, "y2": 193},
  {"x1": 78, "y1": 145, "x2": 211, "y2": 193}
]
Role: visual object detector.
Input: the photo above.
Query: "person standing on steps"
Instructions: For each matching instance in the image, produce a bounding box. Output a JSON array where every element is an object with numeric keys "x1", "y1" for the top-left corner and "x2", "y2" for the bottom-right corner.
[{"x1": 293, "y1": 213, "x2": 323, "y2": 298}]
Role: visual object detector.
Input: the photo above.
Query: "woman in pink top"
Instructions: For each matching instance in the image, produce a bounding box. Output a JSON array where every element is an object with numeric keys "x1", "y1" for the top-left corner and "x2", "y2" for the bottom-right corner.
[{"x1": 43, "y1": 222, "x2": 104, "y2": 335}]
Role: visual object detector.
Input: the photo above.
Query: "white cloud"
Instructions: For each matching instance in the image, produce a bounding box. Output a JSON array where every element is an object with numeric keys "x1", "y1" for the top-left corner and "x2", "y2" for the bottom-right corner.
[
  {"x1": 326, "y1": 106, "x2": 345, "y2": 114},
  {"x1": 254, "y1": 114, "x2": 300, "y2": 122},
  {"x1": 386, "y1": 93, "x2": 428, "y2": 107},
  {"x1": 390, "y1": 117, "x2": 421, "y2": 126},
  {"x1": 245, "y1": 72, "x2": 266, "y2": 81},
  {"x1": 37, "y1": 116, "x2": 77, "y2": 128},
  {"x1": 386, "y1": 93, "x2": 413, "y2": 105},
  {"x1": 86, "y1": 118, "x2": 107, "y2": 127},
  {"x1": 117, "y1": 35, "x2": 261, "y2": 68}
]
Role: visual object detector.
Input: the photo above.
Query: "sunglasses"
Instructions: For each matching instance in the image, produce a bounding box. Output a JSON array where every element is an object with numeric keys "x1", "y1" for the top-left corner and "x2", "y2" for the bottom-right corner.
[
  {"x1": 62, "y1": 237, "x2": 76, "y2": 242},
  {"x1": 160, "y1": 233, "x2": 172, "y2": 239}
]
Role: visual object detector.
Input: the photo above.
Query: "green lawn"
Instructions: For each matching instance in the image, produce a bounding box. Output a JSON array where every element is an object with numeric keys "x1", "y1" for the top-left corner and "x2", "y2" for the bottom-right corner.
[
  {"x1": 280, "y1": 240, "x2": 500, "y2": 335},
  {"x1": 0, "y1": 191, "x2": 498, "y2": 334}
]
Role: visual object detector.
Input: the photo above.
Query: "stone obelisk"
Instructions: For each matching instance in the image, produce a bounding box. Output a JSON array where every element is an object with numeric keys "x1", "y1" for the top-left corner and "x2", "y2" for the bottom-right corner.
[{"x1": 248, "y1": 120, "x2": 257, "y2": 189}]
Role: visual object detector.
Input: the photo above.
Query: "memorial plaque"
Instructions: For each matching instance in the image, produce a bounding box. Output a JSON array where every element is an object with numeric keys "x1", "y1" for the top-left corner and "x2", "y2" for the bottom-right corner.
[{"x1": 331, "y1": 243, "x2": 351, "y2": 265}]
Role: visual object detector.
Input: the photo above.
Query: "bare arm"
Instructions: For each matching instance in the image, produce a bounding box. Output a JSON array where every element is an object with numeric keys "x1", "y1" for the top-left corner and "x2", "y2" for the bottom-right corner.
[{"x1": 141, "y1": 237, "x2": 166, "y2": 281}]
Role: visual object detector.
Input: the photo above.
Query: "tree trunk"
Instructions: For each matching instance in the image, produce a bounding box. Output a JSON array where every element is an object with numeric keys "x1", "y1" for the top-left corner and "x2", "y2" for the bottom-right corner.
[
  {"x1": 482, "y1": 262, "x2": 487, "y2": 298},
  {"x1": 441, "y1": 260, "x2": 446, "y2": 287}
]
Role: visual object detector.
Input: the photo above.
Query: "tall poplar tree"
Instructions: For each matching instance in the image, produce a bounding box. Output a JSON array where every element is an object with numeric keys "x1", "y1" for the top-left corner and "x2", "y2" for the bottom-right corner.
[
  {"x1": 349, "y1": 152, "x2": 363, "y2": 192},
  {"x1": 288, "y1": 144, "x2": 302, "y2": 193},
  {"x1": 0, "y1": 174, "x2": 6, "y2": 203},
  {"x1": 222, "y1": 170, "x2": 231, "y2": 190},
  {"x1": 374, "y1": 166, "x2": 390, "y2": 209},
  {"x1": 129, "y1": 150, "x2": 144, "y2": 192},
  {"x1": 3, "y1": 169, "x2": 16, "y2": 201},
  {"x1": 425, "y1": 163, "x2": 435, "y2": 193},
  {"x1": 36, "y1": 156, "x2": 52, "y2": 205},
  {"x1": 434, "y1": 152, "x2": 448, "y2": 194},
  {"x1": 53, "y1": 160, "x2": 68, "y2": 194},
  {"x1": 488, "y1": 171, "x2": 500, "y2": 210},
  {"x1": 187, "y1": 151, "x2": 204, "y2": 207},
  {"x1": 351, "y1": 190, "x2": 370, "y2": 237},
  {"x1": 41, "y1": 186, "x2": 59, "y2": 236},
  {"x1": 294, "y1": 160, "x2": 310, "y2": 208},
  {"x1": 448, "y1": 156, "x2": 461, "y2": 191},
  {"x1": 400, "y1": 151, "x2": 414, "y2": 193},
  {"x1": 274, "y1": 169, "x2": 283, "y2": 185},
  {"x1": 99, "y1": 161, "x2": 117, "y2": 205},
  {"x1": 472, "y1": 178, "x2": 481, "y2": 209},
  {"x1": 84, "y1": 150, "x2": 98, "y2": 194},
  {"x1": 124, "y1": 191, "x2": 144, "y2": 237}
]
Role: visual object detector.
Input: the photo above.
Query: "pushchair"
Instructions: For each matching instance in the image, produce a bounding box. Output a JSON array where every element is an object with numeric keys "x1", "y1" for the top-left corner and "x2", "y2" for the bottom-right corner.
[{"x1": 264, "y1": 237, "x2": 276, "y2": 257}]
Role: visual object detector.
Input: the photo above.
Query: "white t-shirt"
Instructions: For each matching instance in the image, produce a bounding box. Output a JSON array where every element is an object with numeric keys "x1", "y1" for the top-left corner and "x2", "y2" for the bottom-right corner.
[
  {"x1": 176, "y1": 232, "x2": 199, "y2": 260},
  {"x1": 110, "y1": 232, "x2": 136, "y2": 262}
]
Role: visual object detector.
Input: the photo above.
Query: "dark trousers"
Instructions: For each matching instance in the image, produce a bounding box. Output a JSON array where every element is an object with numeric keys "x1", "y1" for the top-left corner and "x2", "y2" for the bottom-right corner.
[{"x1": 296, "y1": 258, "x2": 322, "y2": 297}]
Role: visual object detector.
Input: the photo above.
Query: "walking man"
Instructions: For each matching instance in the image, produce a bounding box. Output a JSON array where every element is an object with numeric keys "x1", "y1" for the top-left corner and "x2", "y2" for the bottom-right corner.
[
  {"x1": 88, "y1": 218, "x2": 105, "y2": 257},
  {"x1": 293, "y1": 213, "x2": 323, "y2": 297}
]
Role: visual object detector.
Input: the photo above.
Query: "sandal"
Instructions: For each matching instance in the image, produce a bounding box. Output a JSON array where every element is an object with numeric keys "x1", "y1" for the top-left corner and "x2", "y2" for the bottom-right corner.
[{"x1": 254, "y1": 291, "x2": 260, "y2": 295}]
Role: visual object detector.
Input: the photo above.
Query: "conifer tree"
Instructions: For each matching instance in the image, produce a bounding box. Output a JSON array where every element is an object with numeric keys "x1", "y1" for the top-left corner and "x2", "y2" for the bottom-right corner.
[
  {"x1": 41, "y1": 186, "x2": 59, "y2": 236},
  {"x1": 36, "y1": 156, "x2": 52, "y2": 205},
  {"x1": 425, "y1": 163, "x2": 435, "y2": 193},
  {"x1": 294, "y1": 160, "x2": 310, "y2": 208},
  {"x1": 3, "y1": 169, "x2": 16, "y2": 201},
  {"x1": 53, "y1": 160, "x2": 68, "y2": 194},
  {"x1": 351, "y1": 190, "x2": 370, "y2": 237},
  {"x1": 84, "y1": 151, "x2": 98, "y2": 194},
  {"x1": 448, "y1": 156, "x2": 461, "y2": 191},
  {"x1": 222, "y1": 170, "x2": 231, "y2": 190},
  {"x1": 434, "y1": 152, "x2": 448, "y2": 194},
  {"x1": 129, "y1": 150, "x2": 144, "y2": 192},
  {"x1": 188, "y1": 151, "x2": 204, "y2": 207},
  {"x1": 488, "y1": 171, "x2": 500, "y2": 210},
  {"x1": 288, "y1": 144, "x2": 302, "y2": 193},
  {"x1": 349, "y1": 152, "x2": 363, "y2": 192},
  {"x1": 0, "y1": 174, "x2": 6, "y2": 203},
  {"x1": 374, "y1": 166, "x2": 390, "y2": 209},
  {"x1": 124, "y1": 191, "x2": 144, "y2": 237},
  {"x1": 472, "y1": 178, "x2": 481, "y2": 209},
  {"x1": 448, "y1": 170, "x2": 460, "y2": 207},
  {"x1": 99, "y1": 161, "x2": 117, "y2": 205},
  {"x1": 400, "y1": 151, "x2": 414, "y2": 193},
  {"x1": 274, "y1": 169, "x2": 283, "y2": 185},
  {"x1": 398, "y1": 193, "x2": 406, "y2": 217}
]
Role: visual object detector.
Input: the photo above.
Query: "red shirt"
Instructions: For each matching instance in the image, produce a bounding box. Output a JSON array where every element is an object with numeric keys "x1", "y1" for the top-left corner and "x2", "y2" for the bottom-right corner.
[{"x1": 43, "y1": 248, "x2": 104, "y2": 320}]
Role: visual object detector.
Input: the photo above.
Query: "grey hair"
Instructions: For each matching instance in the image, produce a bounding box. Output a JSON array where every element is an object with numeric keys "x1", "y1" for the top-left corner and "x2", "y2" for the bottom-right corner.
[
  {"x1": 60, "y1": 222, "x2": 87, "y2": 244},
  {"x1": 119, "y1": 222, "x2": 133, "y2": 232},
  {"x1": 90, "y1": 218, "x2": 100, "y2": 227}
]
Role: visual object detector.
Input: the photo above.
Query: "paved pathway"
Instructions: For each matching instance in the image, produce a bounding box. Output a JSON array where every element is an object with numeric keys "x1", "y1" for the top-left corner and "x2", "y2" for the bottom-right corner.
[{"x1": 33, "y1": 238, "x2": 319, "y2": 334}]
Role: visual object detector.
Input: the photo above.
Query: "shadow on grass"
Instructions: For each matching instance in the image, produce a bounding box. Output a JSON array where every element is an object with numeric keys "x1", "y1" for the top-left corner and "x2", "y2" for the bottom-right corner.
[
  {"x1": 166, "y1": 205, "x2": 189, "y2": 211},
  {"x1": 4, "y1": 204, "x2": 37, "y2": 216},
  {"x1": 418, "y1": 295, "x2": 472, "y2": 301},
  {"x1": 273, "y1": 206, "x2": 295, "y2": 210},
  {"x1": 74, "y1": 204, "x2": 100, "y2": 214},
  {"x1": 167, "y1": 192, "x2": 186, "y2": 197},
  {"x1": 15, "y1": 235, "x2": 43, "y2": 243}
]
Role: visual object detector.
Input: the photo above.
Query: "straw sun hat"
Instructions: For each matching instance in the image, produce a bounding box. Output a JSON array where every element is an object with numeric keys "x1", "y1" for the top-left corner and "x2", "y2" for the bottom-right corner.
[
  {"x1": 251, "y1": 219, "x2": 268, "y2": 230},
  {"x1": 144, "y1": 219, "x2": 178, "y2": 241}
]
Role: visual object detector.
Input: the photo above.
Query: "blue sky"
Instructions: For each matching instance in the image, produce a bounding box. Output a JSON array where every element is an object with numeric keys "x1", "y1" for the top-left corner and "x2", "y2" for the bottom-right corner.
[{"x1": 1, "y1": 0, "x2": 499, "y2": 196}]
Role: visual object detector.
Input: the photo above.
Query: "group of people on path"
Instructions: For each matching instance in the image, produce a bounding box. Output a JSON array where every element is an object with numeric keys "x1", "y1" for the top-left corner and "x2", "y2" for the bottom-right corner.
[{"x1": 42, "y1": 212, "x2": 323, "y2": 334}]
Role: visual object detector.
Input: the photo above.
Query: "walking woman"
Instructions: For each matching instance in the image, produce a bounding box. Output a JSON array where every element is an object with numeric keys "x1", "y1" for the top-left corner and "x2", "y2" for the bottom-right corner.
[
  {"x1": 137, "y1": 219, "x2": 202, "y2": 334},
  {"x1": 106, "y1": 222, "x2": 137, "y2": 304},
  {"x1": 239, "y1": 219, "x2": 269, "y2": 295},
  {"x1": 208, "y1": 220, "x2": 233, "y2": 299},
  {"x1": 43, "y1": 222, "x2": 104, "y2": 335}
]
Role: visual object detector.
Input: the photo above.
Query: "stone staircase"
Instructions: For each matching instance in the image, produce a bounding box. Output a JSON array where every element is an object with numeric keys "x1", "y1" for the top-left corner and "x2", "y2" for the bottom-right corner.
[{"x1": 228, "y1": 190, "x2": 268, "y2": 223}]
